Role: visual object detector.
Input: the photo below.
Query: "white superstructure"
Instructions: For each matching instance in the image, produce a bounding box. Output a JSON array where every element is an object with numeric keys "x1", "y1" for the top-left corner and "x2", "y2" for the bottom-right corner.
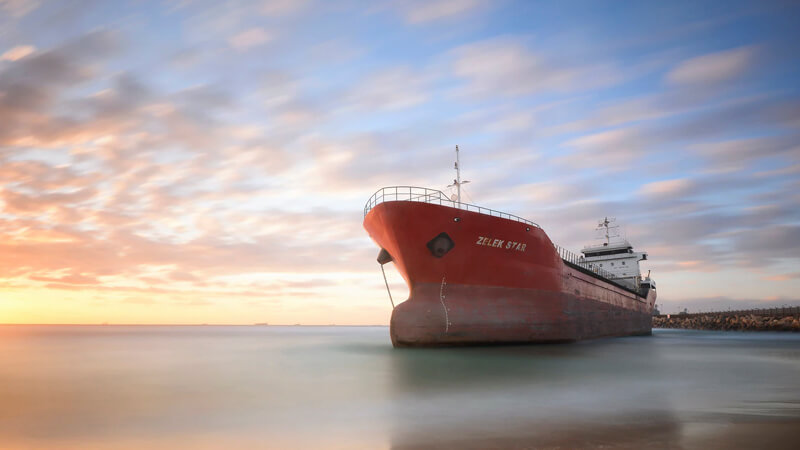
[{"x1": 580, "y1": 218, "x2": 655, "y2": 292}]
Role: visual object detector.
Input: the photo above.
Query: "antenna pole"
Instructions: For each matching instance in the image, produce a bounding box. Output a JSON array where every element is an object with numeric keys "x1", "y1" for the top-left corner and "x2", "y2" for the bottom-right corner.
[
  {"x1": 448, "y1": 145, "x2": 469, "y2": 205},
  {"x1": 595, "y1": 217, "x2": 619, "y2": 245},
  {"x1": 455, "y1": 145, "x2": 461, "y2": 205}
]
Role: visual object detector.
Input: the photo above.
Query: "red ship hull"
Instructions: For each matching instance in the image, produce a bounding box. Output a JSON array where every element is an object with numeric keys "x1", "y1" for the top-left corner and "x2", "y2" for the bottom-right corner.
[{"x1": 363, "y1": 199, "x2": 656, "y2": 347}]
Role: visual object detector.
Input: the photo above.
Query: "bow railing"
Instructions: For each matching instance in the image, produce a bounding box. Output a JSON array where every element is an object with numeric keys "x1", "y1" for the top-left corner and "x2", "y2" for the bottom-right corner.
[{"x1": 364, "y1": 186, "x2": 540, "y2": 228}]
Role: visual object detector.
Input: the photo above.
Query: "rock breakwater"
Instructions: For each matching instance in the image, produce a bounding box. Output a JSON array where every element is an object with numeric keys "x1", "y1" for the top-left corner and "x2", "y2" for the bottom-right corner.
[{"x1": 654, "y1": 307, "x2": 800, "y2": 332}]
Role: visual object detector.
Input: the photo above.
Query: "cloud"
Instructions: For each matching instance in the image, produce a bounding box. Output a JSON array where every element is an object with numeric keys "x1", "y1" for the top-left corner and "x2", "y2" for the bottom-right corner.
[
  {"x1": 559, "y1": 95, "x2": 800, "y2": 172},
  {"x1": 481, "y1": 180, "x2": 590, "y2": 209},
  {"x1": 299, "y1": 128, "x2": 458, "y2": 192},
  {"x1": 449, "y1": 38, "x2": 575, "y2": 97},
  {"x1": 0, "y1": 159, "x2": 98, "y2": 190},
  {"x1": 305, "y1": 39, "x2": 363, "y2": 66},
  {"x1": 755, "y1": 163, "x2": 800, "y2": 178},
  {"x1": 1, "y1": 45, "x2": 35, "y2": 61},
  {"x1": 0, "y1": 30, "x2": 120, "y2": 146},
  {"x1": 1, "y1": 32, "x2": 116, "y2": 89},
  {"x1": 0, "y1": 224, "x2": 367, "y2": 287},
  {"x1": 485, "y1": 110, "x2": 537, "y2": 133},
  {"x1": 518, "y1": 166, "x2": 800, "y2": 280},
  {"x1": 763, "y1": 272, "x2": 800, "y2": 281},
  {"x1": 1, "y1": 187, "x2": 97, "y2": 215},
  {"x1": 0, "y1": 27, "x2": 342, "y2": 302},
  {"x1": 259, "y1": 0, "x2": 310, "y2": 16},
  {"x1": 447, "y1": 37, "x2": 622, "y2": 99},
  {"x1": 639, "y1": 179, "x2": 696, "y2": 198},
  {"x1": 29, "y1": 273, "x2": 99, "y2": 285},
  {"x1": 691, "y1": 134, "x2": 800, "y2": 169},
  {"x1": 228, "y1": 27, "x2": 272, "y2": 50},
  {"x1": 0, "y1": 0, "x2": 39, "y2": 18},
  {"x1": 732, "y1": 224, "x2": 800, "y2": 265},
  {"x1": 550, "y1": 89, "x2": 716, "y2": 135},
  {"x1": 666, "y1": 46, "x2": 756, "y2": 86},
  {"x1": 342, "y1": 67, "x2": 431, "y2": 111},
  {"x1": 560, "y1": 128, "x2": 648, "y2": 170},
  {"x1": 168, "y1": 271, "x2": 200, "y2": 282},
  {"x1": 399, "y1": 0, "x2": 485, "y2": 24}
]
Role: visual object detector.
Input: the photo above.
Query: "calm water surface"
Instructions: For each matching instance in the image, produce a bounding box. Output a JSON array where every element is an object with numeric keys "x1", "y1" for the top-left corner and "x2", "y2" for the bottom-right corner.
[{"x1": 1, "y1": 326, "x2": 799, "y2": 449}]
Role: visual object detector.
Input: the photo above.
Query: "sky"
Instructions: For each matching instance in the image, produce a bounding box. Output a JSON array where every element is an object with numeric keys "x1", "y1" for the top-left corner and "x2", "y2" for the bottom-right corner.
[{"x1": 0, "y1": 0, "x2": 799, "y2": 324}]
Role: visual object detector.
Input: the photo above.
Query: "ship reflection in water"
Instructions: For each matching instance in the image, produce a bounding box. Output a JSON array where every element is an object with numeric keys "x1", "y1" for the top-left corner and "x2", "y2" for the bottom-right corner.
[{"x1": 0, "y1": 326, "x2": 798, "y2": 449}]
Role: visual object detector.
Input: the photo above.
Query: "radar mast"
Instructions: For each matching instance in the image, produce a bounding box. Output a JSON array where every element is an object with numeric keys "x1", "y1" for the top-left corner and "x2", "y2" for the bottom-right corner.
[
  {"x1": 596, "y1": 217, "x2": 620, "y2": 246},
  {"x1": 447, "y1": 145, "x2": 470, "y2": 205}
]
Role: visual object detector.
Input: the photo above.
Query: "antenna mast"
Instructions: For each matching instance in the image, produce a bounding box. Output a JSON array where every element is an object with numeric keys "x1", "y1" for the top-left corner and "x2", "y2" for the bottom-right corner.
[
  {"x1": 448, "y1": 145, "x2": 470, "y2": 205},
  {"x1": 597, "y1": 217, "x2": 619, "y2": 245},
  {"x1": 456, "y1": 145, "x2": 461, "y2": 204}
]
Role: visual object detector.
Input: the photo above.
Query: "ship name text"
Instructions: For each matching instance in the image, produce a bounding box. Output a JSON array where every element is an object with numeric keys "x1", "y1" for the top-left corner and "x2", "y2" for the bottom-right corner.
[{"x1": 476, "y1": 236, "x2": 526, "y2": 252}]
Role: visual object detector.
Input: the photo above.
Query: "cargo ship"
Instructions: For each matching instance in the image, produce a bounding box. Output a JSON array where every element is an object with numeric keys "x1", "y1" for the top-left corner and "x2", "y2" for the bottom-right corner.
[{"x1": 363, "y1": 147, "x2": 656, "y2": 347}]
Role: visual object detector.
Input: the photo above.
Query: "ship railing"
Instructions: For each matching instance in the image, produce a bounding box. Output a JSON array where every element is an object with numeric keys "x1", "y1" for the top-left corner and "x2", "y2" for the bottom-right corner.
[
  {"x1": 553, "y1": 243, "x2": 618, "y2": 281},
  {"x1": 364, "y1": 186, "x2": 540, "y2": 228}
]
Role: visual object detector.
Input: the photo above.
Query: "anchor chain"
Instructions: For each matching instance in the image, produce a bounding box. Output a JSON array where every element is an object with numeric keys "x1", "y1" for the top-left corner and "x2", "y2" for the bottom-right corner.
[{"x1": 380, "y1": 264, "x2": 395, "y2": 309}]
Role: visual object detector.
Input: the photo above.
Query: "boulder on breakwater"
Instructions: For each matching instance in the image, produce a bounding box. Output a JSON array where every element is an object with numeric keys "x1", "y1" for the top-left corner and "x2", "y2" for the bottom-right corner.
[{"x1": 654, "y1": 307, "x2": 800, "y2": 332}]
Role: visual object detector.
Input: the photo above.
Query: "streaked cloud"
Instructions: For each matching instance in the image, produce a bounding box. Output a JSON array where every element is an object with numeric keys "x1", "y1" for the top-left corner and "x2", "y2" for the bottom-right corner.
[
  {"x1": 448, "y1": 37, "x2": 623, "y2": 99},
  {"x1": 639, "y1": 179, "x2": 695, "y2": 198},
  {"x1": 1, "y1": 44, "x2": 34, "y2": 61},
  {"x1": 666, "y1": 46, "x2": 756, "y2": 85},
  {"x1": 399, "y1": 0, "x2": 485, "y2": 24},
  {"x1": 259, "y1": 0, "x2": 310, "y2": 16},
  {"x1": 763, "y1": 272, "x2": 800, "y2": 281},
  {"x1": 342, "y1": 66, "x2": 431, "y2": 111},
  {"x1": 228, "y1": 27, "x2": 273, "y2": 50},
  {"x1": 0, "y1": 0, "x2": 38, "y2": 18}
]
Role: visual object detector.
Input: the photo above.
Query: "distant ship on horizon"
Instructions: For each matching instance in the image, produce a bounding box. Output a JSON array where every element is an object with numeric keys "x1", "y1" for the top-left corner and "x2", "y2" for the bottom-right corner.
[{"x1": 363, "y1": 146, "x2": 657, "y2": 347}]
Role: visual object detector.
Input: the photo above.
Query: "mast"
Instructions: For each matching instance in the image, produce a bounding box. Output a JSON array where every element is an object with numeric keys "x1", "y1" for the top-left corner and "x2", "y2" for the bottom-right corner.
[
  {"x1": 448, "y1": 145, "x2": 469, "y2": 205},
  {"x1": 597, "y1": 217, "x2": 619, "y2": 245},
  {"x1": 455, "y1": 145, "x2": 461, "y2": 205}
]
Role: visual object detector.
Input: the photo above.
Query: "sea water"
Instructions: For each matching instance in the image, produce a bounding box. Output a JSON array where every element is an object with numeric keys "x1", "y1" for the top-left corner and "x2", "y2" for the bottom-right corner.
[{"x1": 1, "y1": 325, "x2": 798, "y2": 449}]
